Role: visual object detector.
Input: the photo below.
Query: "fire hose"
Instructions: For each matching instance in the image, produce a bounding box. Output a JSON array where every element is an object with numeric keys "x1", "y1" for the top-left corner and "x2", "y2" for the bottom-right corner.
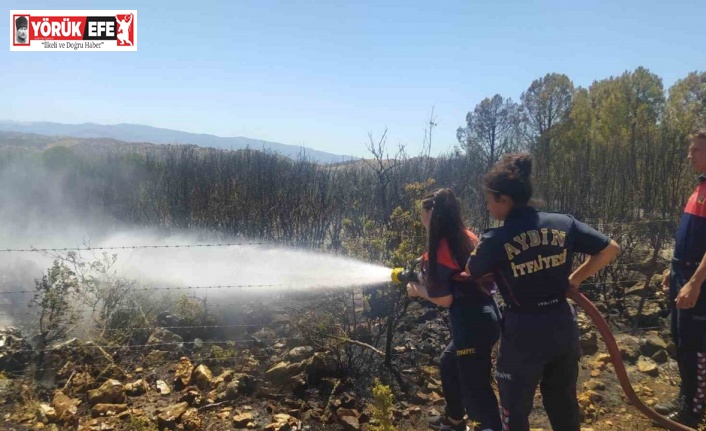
[
  {"x1": 391, "y1": 264, "x2": 696, "y2": 431},
  {"x1": 567, "y1": 288, "x2": 695, "y2": 431}
]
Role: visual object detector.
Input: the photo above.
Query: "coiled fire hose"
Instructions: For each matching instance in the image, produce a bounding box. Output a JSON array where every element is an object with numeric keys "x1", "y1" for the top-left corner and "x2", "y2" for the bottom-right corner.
[{"x1": 391, "y1": 264, "x2": 696, "y2": 431}]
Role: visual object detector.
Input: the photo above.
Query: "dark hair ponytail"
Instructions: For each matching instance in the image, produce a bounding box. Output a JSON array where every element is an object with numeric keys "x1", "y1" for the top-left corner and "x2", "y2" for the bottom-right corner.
[
  {"x1": 484, "y1": 153, "x2": 534, "y2": 206},
  {"x1": 422, "y1": 188, "x2": 473, "y2": 284}
]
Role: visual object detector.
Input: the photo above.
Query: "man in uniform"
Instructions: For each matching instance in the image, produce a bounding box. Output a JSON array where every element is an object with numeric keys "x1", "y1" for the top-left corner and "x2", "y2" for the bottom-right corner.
[{"x1": 655, "y1": 128, "x2": 706, "y2": 428}]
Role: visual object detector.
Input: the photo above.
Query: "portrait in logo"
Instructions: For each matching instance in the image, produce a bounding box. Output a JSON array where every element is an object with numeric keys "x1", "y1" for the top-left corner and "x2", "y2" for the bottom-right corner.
[
  {"x1": 15, "y1": 16, "x2": 29, "y2": 44},
  {"x1": 115, "y1": 13, "x2": 133, "y2": 46}
]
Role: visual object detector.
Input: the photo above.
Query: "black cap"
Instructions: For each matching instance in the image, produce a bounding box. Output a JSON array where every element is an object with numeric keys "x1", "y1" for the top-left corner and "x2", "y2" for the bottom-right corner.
[{"x1": 15, "y1": 16, "x2": 28, "y2": 30}]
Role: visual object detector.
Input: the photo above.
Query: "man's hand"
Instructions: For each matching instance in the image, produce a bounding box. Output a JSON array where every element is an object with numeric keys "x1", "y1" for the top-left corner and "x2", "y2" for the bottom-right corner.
[
  {"x1": 662, "y1": 271, "x2": 670, "y2": 294},
  {"x1": 406, "y1": 282, "x2": 422, "y2": 298},
  {"x1": 675, "y1": 279, "x2": 701, "y2": 309}
]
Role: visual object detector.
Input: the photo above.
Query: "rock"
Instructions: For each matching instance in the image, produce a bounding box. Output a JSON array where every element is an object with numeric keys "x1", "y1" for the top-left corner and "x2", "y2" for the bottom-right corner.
[
  {"x1": 179, "y1": 389, "x2": 202, "y2": 406},
  {"x1": 652, "y1": 349, "x2": 669, "y2": 364},
  {"x1": 233, "y1": 413, "x2": 254, "y2": 428},
  {"x1": 224, "y1": 374, "x2": 257, "y2": 399},
  {"x1": 37, "y1": 403, "x2": 57, "y2": 424},
  {"x1": 337, "y1": 408, "x2": 359, "y2": 418},
  {"x1": 627, "y1": 303, "x2": 662, "y2": 328},
  {"x1": 594, "y1": 353, "x2": 611, "y2": 365},
  {"x1": 182, "y1": 408, "x2": 202, "y2": 431},
  {"x1": 192, "y1": 364, "x2": 213, "y2": 390},
  {"x1": 124, "y1": 379, "x2": 148, "y2": 396},
  {"x1": 147, "y1": 327, "x2": 184, "y2": 347},
  {"x1": 625, "y1": 282, "x2": 647, "y2": 296},
  {"x1": 580, "y1": 331, "x2": 599, "y2": 356},
  {"x1": 304, "y1": 352, "x2": 339, "y2": 382},
  {"x1": 290, "y1": 373, "x2": 308, "y2": 396},
  {"x1": 96, "y1": 363, "x2": 126, "y2": 383},
  {"x1": 583, "y1": 380, "x2": 606, "y2": 391},
  {"x1": 212, "y1": 370, "x2": 234, "y2": 388},
  {"x1": 615, "y1": 335, "x2": 641, "y2": 362},
  {"x1": 70, "y1": 372, "x2": 94, "y2": 393},
  {"x1": 144, "y1": 350, "x2": 171, "y2": 367},
  {"x1": 174, "y1": 357, "x2": 194, "y2": 389},
  {"x1": 90, "y1": 403, "x2": 127, "y2": 417},
  {"x1": 156, "y1": 380, "x2": 172, "y2": 395},
  {"x1": 264, "y1": 413, "x2": 300, "y2": 431},
  {"x1": 52, "y1": 391, "x2": 80, "y2": 426},
  {"x1": 578, "y1": 390, "x2": 602, "y2": 420},
  {"x1": 287, "y1": 346, "x2": 314, "y2": 362},
  {"x1": 340, "y1": 393, "x2": 357, "y2": 409},
  {"x1": 0, "y1": 327, "x2": 32, "y2": 372},
  {"x1": 340, "y1": 415, "x2": 360, "y2": 431},
  {"x1": 641, "y1": 335, "x2": 668, "y2": 357},
  {"x1": 266, "y1": 361, "x2": 305, "y2": 385},
  {"x1": 637, "y1": 356, "x2": 659, "y2": 376},
  {"x1": 87, "y1": 380, "x2": 125, "y2": 406},
  {"x1": 157, "y1": 402, "x2": 189, "y2": 430}
]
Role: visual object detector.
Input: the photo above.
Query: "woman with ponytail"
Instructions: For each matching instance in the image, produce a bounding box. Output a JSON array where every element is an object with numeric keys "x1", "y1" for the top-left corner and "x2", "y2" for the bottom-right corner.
[
  {"x1": 465, "y1": 154, "x2": 620, "y2": 431},
  {"x1": 406, "y1": 188, "x2": 502, "y2": 431}
]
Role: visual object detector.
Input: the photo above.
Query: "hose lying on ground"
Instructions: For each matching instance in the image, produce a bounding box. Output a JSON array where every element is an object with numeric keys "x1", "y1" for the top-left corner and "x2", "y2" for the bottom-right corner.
[{"x1": 567, "y1": 288, "x2": 696, "y2": 431}]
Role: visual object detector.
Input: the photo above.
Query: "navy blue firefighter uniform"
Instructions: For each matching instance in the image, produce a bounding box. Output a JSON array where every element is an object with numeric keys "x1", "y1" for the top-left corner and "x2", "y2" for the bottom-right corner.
[
  {"x1": 466, "y1": 207, "x2": 611, "y2": 431},
  {"x1": 424, "y1": 230, "x2": 502, "y2": 431},
  {"x1": 669, "y1": 174, "x2": 706, "y2": 422}
]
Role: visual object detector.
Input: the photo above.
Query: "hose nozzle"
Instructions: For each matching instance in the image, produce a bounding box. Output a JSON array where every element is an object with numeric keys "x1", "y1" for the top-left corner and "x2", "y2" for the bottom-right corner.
[{"x1": 391, "y1": 266, "x2": 419, "y2": 284}]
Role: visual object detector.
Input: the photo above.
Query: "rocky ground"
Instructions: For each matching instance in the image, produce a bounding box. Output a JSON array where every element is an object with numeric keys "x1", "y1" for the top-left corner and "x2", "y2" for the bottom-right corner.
[{"x1": 0, "y1": 273, "x2": 700, "y2": 431}]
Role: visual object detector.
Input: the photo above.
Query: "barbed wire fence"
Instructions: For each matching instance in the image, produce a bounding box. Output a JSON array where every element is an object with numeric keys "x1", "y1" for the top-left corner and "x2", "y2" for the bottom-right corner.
[{"x1": 0, "y1": 217, "x2": 678, "y2": 379}]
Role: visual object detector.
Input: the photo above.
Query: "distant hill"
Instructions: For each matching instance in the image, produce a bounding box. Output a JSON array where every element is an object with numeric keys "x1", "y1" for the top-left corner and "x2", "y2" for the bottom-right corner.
[{"x1": 0, "y1": 121, "x2": 357, "y2": 163}]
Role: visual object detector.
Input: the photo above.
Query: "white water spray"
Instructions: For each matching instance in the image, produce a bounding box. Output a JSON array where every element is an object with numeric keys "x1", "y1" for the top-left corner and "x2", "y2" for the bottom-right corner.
[{"x1": 100, "y1": 231, "x2": 393, "y2": 295}]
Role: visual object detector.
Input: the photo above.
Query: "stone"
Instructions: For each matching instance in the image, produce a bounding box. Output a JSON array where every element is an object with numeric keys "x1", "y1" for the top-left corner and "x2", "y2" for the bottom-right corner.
[
  {"x1": 36, "y1": 403, "x2": 56, "y2": 424},
  {"x1": 305, "y1": 352, "x2": 339, "y2": 381},
  {"x1": 264, "y1": 413, "x2": 300, "y2": 431},
  {"x1": 157, "y1": 402, "x2": 189, "y2": 430},
  {"x1": 583, "y1": 380, "x2": 606, "y2": 391},
  {"x1": 147, "y1": 327, "x2": 183, "y2": 347},
  {"x1": 652, "y1": 349, "x2": 669, "y2": 364},
  {"x1": 87, "y1": 380, "x2": 125, "y2": 406},
  {"x1": 174, "y1": 357, "x2": 194, "y2": 389},
  {"x1": 124, "y1": 379, "x2": 148, "y2": 396},
  {"x1": 637, "y1": 356, "x2": 659, "y2": 376},
  {"x1": 233, "y1": 412, "x2": 254, "y2": 428},
  {"x1": 641, "y1": 335, "x2": 668, "y2": 357},
  {"x1": 615, "y1": 335, "x2": 640, "y2": 362},
  {"x1": 52, "y1": 391, "x2": 80, "y2": 426},
  {"x1": 182, "y1": 407, "x2": 202, "y2": 431},
  {"x1": 340, "y1": 415, "x2": 360, "y2": 431},
  {"x1": 212, "y1": 370, "x2": 234, "y2": 387},
  {"x1": 0, "y1": 327, "x2": 32, "y2": 372},
  {"x1": 144, "y1": 350, "x2": 171, "y2": 367},
  {"x1": 627, "y1": 303, "x2": 662, "y2": 328},
  {"x1": 287, "y1": 346, "x2": 314, "y2": 362},
  {"x1": 192, "y1": 364, "x2": 213, "y2": 390},
  {"x1": 156, "y1": 380, "x2": 171, "y2": 395},
  {"x1": 580, "y1": 331, "x2": 599, "y2": 356},
  {"x1": 91, "y1": 404, "x2": 127, "y2": 417}
]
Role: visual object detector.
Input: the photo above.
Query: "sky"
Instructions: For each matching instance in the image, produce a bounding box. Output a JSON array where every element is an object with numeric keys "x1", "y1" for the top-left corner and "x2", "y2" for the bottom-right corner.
[{"x1": 3, "y1": 0, "x2": 705, "y2": 158}]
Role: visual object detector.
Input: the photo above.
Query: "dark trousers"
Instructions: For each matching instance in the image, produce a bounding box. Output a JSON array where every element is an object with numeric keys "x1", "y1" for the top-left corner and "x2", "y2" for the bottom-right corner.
[
  {"x1": 495, "y1": 301, "x2": 581, "y2": 431},
  {"x1": 669, "y1": 262, "x2": 706, "y2": 416},
  {"x1": 440, "y1": 299, "x2": 501, "y2": 431}
]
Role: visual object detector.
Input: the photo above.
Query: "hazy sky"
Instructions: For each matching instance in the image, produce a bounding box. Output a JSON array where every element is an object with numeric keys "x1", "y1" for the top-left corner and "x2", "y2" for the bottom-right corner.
[{"x1": 3, "y1": 0, "x2": 705, "y2": 158}]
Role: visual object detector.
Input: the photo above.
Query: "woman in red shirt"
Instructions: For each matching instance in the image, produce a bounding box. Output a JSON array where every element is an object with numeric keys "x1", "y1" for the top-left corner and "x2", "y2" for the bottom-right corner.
[{"x1": 407, "y1": 188, "x2": 501, "y2": 431}]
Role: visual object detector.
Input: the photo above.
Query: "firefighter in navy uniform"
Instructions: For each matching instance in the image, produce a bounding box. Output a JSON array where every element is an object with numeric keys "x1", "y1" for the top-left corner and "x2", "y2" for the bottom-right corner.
[
  {"x1": 654, "y1": 129, "x2": 706, "y2": 428},
  {"x1": 406, "y1": 188, "x2": 502, "y2": 431},
  {"x1": 465, "y1": 154, "x2": 620, "y2": 431}
]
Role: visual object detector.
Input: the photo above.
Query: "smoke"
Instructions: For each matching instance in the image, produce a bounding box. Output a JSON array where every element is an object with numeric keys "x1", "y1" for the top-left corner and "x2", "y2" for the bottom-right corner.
[{"x1": 0, "y1": 151, "x2": 391, "y2": 327}]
